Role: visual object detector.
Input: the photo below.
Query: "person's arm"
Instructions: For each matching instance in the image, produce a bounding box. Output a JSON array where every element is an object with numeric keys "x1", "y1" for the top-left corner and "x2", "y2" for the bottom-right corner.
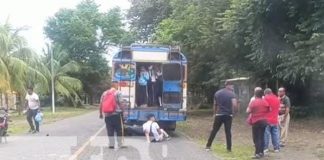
[
  {"x1": 24, "y1": 95, "x2": 29, "y2": 110},
  {"x1": 232, "y1": 98, "x2": 238, "y2": 114},
  {"x1": 145, "y1": 132, "x2": 151, "y2": 143},
  {"x1": 144, "y1": 72, "x2": 150, "y2": 81},
  {"x1": 284, "y1": 97, "x2": 291, "y2": 120},
  {"x1": 213, "y1": 99, "x2": 217, "y2": 115},
  {"x1": 246, "y1": 101, "x2": 252, "y2": 113}
]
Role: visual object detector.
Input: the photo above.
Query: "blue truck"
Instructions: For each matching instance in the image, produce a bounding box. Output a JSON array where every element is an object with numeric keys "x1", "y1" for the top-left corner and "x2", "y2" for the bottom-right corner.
[{"x1": 111, "y1": 44, "x2": 187, "y2": 130}]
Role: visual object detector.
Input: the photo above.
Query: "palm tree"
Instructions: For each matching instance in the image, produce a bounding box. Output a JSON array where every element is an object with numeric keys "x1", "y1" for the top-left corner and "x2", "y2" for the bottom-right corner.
[
  {"x1": 42, "y1": 44, "x2": 83, "y2": 106},
  {"x1": 0, "y1": 21, "x2": 47, "y2": 110}
]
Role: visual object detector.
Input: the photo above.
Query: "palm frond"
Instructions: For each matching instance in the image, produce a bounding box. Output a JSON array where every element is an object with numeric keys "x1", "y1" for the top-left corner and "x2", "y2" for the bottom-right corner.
[{"x1": 56, "y1": 61, "x2": 80, "y2": 75}]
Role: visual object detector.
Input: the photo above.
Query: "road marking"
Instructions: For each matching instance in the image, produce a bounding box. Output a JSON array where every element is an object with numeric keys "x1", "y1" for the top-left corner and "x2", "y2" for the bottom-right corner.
[{"x1": 68, "y1": 125, "x2": 106, "y2": 160}]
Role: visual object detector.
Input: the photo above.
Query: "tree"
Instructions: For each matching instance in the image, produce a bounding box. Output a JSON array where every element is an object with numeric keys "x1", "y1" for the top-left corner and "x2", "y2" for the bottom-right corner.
[
  {"x1": 127, "y1": 0, "x2": 172, "y2": 41},
  {"x1": 42, "y1": 44, "x2": 83, "y2": 106},
  {"x1": 44, "y1": 0, "x2": 129, "y2": 104},
  {"x1": 0, "y1": 22, "x2": 47, "y2": 110}
]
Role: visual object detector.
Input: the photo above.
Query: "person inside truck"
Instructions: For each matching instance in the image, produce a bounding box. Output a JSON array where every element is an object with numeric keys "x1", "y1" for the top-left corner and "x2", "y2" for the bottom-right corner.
[
  {"x1": 147, "y1": 65, "x2": 157, "y2": 106},
  {"x1": 155, "y1": 65, "x2": 163, "y2": 107},
  {"x1": 137, "y1": 66, "x2": 150, "y2": 107},
  {"x1": 143, "y1": 114, "x2": 171, "y2": 143}
]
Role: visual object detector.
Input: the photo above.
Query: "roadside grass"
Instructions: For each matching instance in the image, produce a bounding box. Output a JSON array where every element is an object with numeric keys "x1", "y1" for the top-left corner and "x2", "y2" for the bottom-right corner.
[
  {"x1": 178, "y1": 122, "x2": 254, "y2": 160},
  {"x1": 8, "y1": 106, "x2": 96, "y2": 135}
]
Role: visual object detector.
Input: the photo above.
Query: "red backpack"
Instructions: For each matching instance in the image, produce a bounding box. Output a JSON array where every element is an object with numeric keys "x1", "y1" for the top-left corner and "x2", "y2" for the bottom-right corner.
[{"x1": 102, "y1": 89, "x2": 117, "y2": 113}]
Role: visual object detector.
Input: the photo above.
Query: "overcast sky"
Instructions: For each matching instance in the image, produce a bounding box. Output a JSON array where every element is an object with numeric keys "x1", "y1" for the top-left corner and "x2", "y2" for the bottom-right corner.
[{"x1": 0, "y1": 0, "x2": 130, "y2": 53}]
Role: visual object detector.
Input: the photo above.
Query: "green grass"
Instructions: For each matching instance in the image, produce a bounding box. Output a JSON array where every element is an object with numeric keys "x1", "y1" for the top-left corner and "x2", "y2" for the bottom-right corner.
[
  {"x1": 8, "y1": 106, "x2": 96, "y2": 135},
  {"x1": 206, "y1": 141, "x2": 254, "y2": 160},
  {"x1": 180, "y1": 131, "x2": 254, "y2": 160},
  {"x1": 178, "y1": 109, "x2": 254, "y2": 160}
]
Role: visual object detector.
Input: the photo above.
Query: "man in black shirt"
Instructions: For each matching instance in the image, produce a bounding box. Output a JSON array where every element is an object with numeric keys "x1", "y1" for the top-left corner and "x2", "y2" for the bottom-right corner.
[{"x1": 206, "y1": 81, "x2": 238, "y2": 152}]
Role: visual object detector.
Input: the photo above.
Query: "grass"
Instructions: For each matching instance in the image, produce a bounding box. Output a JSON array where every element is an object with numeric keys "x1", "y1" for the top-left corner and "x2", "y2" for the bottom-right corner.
[
  {"x1": 178, "y1": 122, "x2": 254, "y2": 160},
  {"x1": 8, "y1": 106, "x2": 96, "y2": 135},
  {"x1": 177, "y1": 109, "x2": 255, "y2": 160}
]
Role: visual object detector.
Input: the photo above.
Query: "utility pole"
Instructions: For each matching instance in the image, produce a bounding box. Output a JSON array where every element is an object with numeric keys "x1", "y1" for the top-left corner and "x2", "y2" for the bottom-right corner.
[{"x1": 51, "y1": 48, "x2": 55, "y2": 113}]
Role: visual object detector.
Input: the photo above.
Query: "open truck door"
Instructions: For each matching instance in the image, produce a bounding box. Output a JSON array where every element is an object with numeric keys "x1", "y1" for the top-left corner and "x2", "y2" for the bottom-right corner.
[{"x1": 162, "y1": 63, "x2": 183, "y2": 110}]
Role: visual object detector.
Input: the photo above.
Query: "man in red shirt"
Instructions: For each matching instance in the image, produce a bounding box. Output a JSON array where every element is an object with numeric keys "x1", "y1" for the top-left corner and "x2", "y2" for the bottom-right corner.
[{"x1": 263, "y1": 88, "x2": 280, "y2": 153}]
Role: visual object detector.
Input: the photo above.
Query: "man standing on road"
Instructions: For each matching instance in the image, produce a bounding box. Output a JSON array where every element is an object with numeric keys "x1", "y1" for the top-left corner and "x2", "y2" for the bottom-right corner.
[
  {"x1": 278, "y1": 87, "x2": 291, "y2": 147},
  {"x1": 99, "y1": 84, "x2": 126, "y2": 149},
  {"x1": 25, "y1": 87, "x2": 40, "y2": 133},
  {"x1": 206, "y1": 81, "x2": 238, "y2": 152},
  {"x1": 263, "y1": 88, "x2": 281, "y2": 153}
]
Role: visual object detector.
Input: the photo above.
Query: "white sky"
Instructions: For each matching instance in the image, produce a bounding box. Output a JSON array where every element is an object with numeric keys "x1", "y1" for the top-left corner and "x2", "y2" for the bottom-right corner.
[{"x1": 0, "y1": 0, "x2": 130, "y2": 53}]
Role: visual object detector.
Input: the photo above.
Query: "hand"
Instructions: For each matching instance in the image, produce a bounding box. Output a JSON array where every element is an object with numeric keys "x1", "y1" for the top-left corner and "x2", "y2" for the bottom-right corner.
[{"x1": 99, "y1": 114, "x2": 103, "y2": 119}]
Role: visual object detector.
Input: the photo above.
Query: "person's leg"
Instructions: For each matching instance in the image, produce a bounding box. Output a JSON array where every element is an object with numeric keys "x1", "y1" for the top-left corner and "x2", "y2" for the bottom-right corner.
[
  {"x1": 280, "y1": 114, "x2": 290, "y2": 145},
  {"x1": 115, "y1": 114, "x2": 124, "y2": 147},
  {"x1": 264, "y1": 125, "x2": 271, "y2": 151},
  {"x1": 144, "y1": 85, "x2": 148, "y2": 106},
  {"x1": 271, "y1": 125, "x2": 280, "y2": 150},
  {"x1": 105, "y1": 116, "x2": 115, "y2": 148},
  {"x1": 206, "y1": 116, "x2": 223, "y2": 148},
  {"x1": 252, "y1": 123, "x2": 258, "y2": 155},
  {"x1": 26, "y1": 109, "x2": 35, "y2": 131},
  {"x1": 160, "y1": 128, "x2": 170, "y2": 138},
  {"x1": 138, "y1": 85, "x2": 144, "y2": 106},
  {"x1": 259, "y1": 121, "x2": 267, "y2": 155},
  {"x1": 223, "y1": 115, "x2": 232, "y2": 151},
  {"x1": 147, "y1": 82, "x2": 153, "y2": 106},
  {"x1": 32, "y1": 109, "x2": 40, "y2": 132},
  {"x1": 255, "y1": 121, "x2": 264, "y2": 155}
]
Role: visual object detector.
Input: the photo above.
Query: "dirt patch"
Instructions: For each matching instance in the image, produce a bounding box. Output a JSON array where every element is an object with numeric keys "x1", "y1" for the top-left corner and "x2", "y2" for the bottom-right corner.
[{"x1": 178, "y1": 109, "x2": 324, "y2": 160}]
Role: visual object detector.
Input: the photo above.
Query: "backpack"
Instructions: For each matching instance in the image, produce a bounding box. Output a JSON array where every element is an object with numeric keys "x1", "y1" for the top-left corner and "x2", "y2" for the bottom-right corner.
[{"x1": 102, "y1": 89, "x2": 117, "y2": 113}]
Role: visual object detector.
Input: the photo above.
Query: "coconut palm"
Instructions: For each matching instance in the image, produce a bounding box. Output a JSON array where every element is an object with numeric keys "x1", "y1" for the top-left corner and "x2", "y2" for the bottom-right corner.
[
  {"x1": 0, "y1": 21, "x2": 48, "y2": 109},
  {"x1": 42, "y1": 44, "x2": 83, "y2": 106}
]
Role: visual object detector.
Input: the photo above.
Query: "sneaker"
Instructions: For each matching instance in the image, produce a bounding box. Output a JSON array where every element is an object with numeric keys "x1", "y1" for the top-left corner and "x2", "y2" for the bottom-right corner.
[
  {"x1": 251, "y1": 154, "x2": 262, "y2": 159},
  {"x1": 264, "y1": 149, "x2": 269, "y2": 153},
  {"x1": 28, "y1": 129, "x2": 34, "y2": 133},
  {"x1": 31, "y1": 130, "x2": 37, "y2": 134},
  {"x1": 166, "y1": 136, "x2": 171, "y2": 141},
  {"x1": 205, "y1": 147, "x2": 211, "y2": 152},
  {"x1": 274, "y1": 149, "x2": 280, "y2": 153},
  {"x1": 108, "y1": 146, "x2": 114, "y2": 149}
]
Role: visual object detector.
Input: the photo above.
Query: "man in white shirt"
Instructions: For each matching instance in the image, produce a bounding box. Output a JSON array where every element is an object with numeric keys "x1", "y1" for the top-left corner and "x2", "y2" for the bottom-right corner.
[
  {"x1": 25, "y1": 87, "x2": 40, "y2": 133},
  {"x1": 143, "y1": 114, "x2": 170, "y2": 143}
]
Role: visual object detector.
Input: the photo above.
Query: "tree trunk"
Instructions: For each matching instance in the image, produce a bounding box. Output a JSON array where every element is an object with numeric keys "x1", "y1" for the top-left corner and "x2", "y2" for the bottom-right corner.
[
  {"x1": 17, "y1": 93, "x2": 24, "y2": 115},
  {"x1": 0, "y1": 92, "x2": 2, "y2": 107},
  {"x1": 4, "y1": 92, "x2": 9, "y2": 110}
]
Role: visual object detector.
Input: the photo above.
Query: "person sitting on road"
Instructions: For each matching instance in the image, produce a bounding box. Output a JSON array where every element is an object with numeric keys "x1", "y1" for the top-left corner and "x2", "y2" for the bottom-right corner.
[{"x1": 143, "y1": 114, "x2": 171, "y2": 143}]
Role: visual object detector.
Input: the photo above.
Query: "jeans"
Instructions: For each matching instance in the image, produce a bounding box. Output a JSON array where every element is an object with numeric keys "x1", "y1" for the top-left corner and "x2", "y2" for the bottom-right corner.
[
  {"x1": 252, "y1": 120, "x2": 267, "y2": 155},
  {"x1": 27, "y1": 109, "x2": 39, "y2": 132},
  {"x1": 206, "y1": 115, "x2": 232, "y2": 151},
  {"x1": 264, "y1": 125, "x2": 280, "y2": 150},
  {"x1": 105, "y1": 113, "x2": 123, "y2": 147}
]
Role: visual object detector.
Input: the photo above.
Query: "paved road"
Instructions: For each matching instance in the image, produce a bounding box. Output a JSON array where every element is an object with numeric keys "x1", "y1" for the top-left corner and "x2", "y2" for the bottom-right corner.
[{"x1": 0, "y1": 111, "x2": 218, "y2": 160}]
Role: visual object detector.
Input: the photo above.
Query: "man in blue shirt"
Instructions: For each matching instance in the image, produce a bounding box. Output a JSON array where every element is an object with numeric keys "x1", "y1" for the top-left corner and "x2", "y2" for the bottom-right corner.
[
  {"x1": 137, "y1": 66, "x2": 150, "y2": 107},
  {"x1": 206, "y1": 81, "x2": 238, "y2": 152}
]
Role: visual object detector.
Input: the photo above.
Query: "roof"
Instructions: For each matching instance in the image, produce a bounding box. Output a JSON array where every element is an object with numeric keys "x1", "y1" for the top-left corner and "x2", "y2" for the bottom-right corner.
[{"x1": 224, "y1": 77, "x2": 250, "y2": 82}]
